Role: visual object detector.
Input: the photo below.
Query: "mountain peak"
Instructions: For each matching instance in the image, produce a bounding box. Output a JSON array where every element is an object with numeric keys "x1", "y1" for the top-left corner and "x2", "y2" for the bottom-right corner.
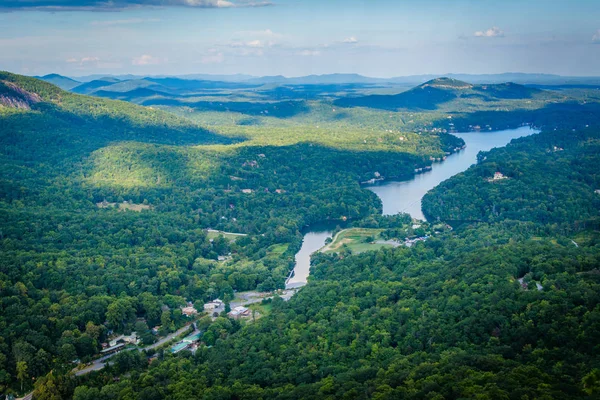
[{"x1": 419, "y1": 77, "x2": 473, "y2": 89}]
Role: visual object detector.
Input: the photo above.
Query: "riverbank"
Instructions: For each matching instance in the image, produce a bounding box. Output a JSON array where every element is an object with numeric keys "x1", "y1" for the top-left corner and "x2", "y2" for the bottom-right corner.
[{"x1": 285, "y1": 127, "x2": 540, "y2": 289}]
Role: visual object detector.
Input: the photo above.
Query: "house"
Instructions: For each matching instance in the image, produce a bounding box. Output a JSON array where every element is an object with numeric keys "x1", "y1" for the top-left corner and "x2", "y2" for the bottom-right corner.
[
  {"x1": 275, "y1": 189, "x2": 285, "y2": 194},
  {"x1": 492, "y1": 171, "x2": 507, "y2": 181},
  {"x1": 241, "y1": 189, "x2": 253, "y2": 194},
  {"x1": 228, "y1": 306, "x2": 251, "y2": 319},
  {"x1": 108, "y1": 332, "x2": 139, "y2": 347},
  {"x1": 204, "y1": 299, "x2": 223, "y2": 311},
  {"x1": 181, "y1": 306, "x2": 198, "y2": 317},
  {"x1": 151, "y1": 326, "x2": 160, "y2": 335}
]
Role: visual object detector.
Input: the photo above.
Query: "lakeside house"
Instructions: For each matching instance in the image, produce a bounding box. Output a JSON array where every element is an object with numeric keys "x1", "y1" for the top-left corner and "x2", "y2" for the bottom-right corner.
[{"x1": 490, "y1": 171, "x2": 508, "y2": 181}]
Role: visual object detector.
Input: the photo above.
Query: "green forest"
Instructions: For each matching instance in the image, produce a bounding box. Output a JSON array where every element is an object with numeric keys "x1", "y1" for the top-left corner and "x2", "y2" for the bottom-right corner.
[{"x1": 1, "y1": 71, "x2": 599, "y2": 399}]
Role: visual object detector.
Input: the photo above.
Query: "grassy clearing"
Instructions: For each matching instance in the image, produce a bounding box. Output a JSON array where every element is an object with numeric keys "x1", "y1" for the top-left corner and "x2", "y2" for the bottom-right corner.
[
  {"x1": 96, "y1": 201, "x2": 152, "y2": 212},
  {"x1": 267, "y1": 243, "x2": 289, "y2": 256},
  {"x1": 246, "y1": 302, "x2": 273, "y2": 318},
  {"x1": 321, "y1": 228, "x2": 398, "y2": 254},
  {"x1": 206, "y1": 230, "x2": 247, "y2": 241}
]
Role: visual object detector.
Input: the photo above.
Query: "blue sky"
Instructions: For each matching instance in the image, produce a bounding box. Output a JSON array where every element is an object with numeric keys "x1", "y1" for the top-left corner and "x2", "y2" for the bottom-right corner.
[{"x1": 1, "y1": 0, "x2": 599, "y2": 77}]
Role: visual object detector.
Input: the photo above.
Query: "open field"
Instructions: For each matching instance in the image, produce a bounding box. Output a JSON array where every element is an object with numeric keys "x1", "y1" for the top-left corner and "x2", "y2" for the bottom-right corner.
[
  {"x1": 320, "y1": 228, "x2": 401, "y2": 254},
  {"x1": 206, "y1": 229, "x2": 248, "y2": 241}
]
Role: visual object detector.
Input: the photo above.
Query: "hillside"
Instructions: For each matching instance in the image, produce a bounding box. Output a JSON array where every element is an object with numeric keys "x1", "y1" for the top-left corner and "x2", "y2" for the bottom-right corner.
[
  {"x1": 0, "y1": 71, "x2": 229, "y2": 147},
  {"x1": 334, "y1": 77, "x2": 554, "y2": 111}
]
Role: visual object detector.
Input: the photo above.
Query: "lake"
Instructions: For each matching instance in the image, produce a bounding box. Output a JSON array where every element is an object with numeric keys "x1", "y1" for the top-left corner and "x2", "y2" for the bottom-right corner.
[
  {"x1": 286, "y1": 126, "x2": 539, "y2": 289},
  {"x1": 365, "y1": 126, "x2": 539, "y2": 219}
]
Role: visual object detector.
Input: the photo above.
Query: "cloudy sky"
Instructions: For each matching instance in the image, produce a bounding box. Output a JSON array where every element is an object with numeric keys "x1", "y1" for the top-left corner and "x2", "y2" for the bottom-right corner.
[{"x1": 1, "y1": 0, "x2": 599, "y2": 77}]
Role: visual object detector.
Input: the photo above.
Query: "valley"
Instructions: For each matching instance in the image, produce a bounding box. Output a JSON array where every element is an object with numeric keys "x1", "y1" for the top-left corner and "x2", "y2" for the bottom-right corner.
[{"x1": 1, "y1": 71, "x2": 599, "y2": 399}]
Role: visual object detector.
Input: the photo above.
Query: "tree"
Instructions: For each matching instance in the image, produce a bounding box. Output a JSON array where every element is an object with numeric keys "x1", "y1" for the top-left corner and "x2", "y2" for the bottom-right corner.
[
  {"x1": 160, "y1": 310, "x2": 172, "y2": 333},
  {"x1": 16, "y1": 361, "x2": 27, "y2": 392}
]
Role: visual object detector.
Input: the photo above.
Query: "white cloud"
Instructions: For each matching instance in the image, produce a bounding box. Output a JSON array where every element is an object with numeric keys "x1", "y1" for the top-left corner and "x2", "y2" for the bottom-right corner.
[
  {"x1": 474, "y1": 27, "x2": 504, "y2": 38},
  {"x1": 131, "y1": 54, "x2": 163, "y2": 66},
  {"x1": 246, "y1": 40, "x2": 264, "y2": 48},
  {"x1": 593, "y1": 29, "x2": 600, "y2": 43},
  {"x1": 343, "y1": 36, "x2": 358, "y2": 44},
  {"x1": 81, "y1": 57, "x2": 100, "y2": 63},
  {"x1": 298, "y1": 50, "x2": 320, "y2": 56}
]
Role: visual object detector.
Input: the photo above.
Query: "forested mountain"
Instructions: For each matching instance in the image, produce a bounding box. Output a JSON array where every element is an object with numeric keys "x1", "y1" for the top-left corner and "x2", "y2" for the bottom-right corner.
[
  {"x1": 37, "y1": 74, "x2": 81, "y2": 90},
  {"x1": 333, "y1": 78, "x2": 556, "y2": 111}
]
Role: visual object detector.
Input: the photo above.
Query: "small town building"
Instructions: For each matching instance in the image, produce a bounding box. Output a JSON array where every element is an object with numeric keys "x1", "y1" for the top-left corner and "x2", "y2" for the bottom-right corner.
[
  {"x1": 181, "y1": 306, "x2": 198, "y2": 317},
  {"x1": 228, "y1": 306, "x2": 251, "y2": 319},
  {"x1": 203, "y1": 299, "x2": 223, "y2": 311}
]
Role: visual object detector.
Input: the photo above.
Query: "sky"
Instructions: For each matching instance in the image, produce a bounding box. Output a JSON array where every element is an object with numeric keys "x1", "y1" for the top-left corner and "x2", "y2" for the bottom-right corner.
[{"x1": 1, "y1": 0, "x2": 599, "y2": 78}]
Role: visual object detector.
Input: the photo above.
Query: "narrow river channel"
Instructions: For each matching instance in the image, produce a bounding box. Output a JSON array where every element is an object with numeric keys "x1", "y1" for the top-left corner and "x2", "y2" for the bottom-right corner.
[{"x1": 285, "y1": 126, "x2": 539, "y2": 289}]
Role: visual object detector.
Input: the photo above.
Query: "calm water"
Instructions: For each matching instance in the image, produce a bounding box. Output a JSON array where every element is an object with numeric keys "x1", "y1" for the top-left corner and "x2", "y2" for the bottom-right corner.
[
  {"x1": 286, "y1": 126, "x2": 539, "y2": 288},
  {"x1": 366, "y1": 126, "x2": 539, "y2": 220},
  {"x1": 286, "y1": 228, "x2": 334, "y2": 289}
]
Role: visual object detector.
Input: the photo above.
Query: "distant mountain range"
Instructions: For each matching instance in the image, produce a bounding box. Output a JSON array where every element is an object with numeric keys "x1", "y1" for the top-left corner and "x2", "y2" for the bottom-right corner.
[{"x1": 37, "y1": 72, "x2": 600, "y2": 92}]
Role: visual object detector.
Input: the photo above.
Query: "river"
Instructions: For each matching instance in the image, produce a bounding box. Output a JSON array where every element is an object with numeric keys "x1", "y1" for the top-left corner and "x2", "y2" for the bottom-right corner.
[{"x1": 285, "y1": 126, "x2": 539, "y2": 289}]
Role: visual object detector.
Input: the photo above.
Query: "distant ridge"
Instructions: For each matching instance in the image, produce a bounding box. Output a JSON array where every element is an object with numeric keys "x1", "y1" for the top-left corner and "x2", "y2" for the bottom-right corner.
[
  {"x1": 37, "y1": 73, "x2": 81, "y2": 90},
  {"x1": 71, "y1": 77, "x2": 122, "y2": 94},
  {"x1": 333, "y1": 77, "x2": 548, "y2": 111},
  {"x1": 64, "y1": 72, "x2": 600, "y2": 86}
]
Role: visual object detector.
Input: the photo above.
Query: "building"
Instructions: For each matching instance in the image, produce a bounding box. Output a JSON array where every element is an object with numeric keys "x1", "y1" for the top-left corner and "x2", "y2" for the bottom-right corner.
[
  {"x1": 101, "y1": 343, "x2": 126, "y2": 355},
  {"x1": 228, "y1": 306, "x2": 251, "y2": 320},
  {"x1": 203, "y1": 299, "x2": 223, "y2": 312},
  {"x1": 241, "y1": 189, "x2": 253, "y2": 194},
  {"x1": 109, "y1": 332, "x2": 139, "y2": 347},
  {"x1": 491, "y1": 172, "x2": 507, "y2": 181},
  {"x1": 181, "y1": 306, "x2": 198, "y2": 317}
]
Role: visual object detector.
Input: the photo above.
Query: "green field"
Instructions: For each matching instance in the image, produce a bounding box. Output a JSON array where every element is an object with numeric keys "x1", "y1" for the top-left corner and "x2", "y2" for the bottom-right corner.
[
  {"x1": 205, "y1": 230, "x2": 248, "y2": 241},
  {"x1": 321, "y1": 228, "x2": 399, "y2": 254}
]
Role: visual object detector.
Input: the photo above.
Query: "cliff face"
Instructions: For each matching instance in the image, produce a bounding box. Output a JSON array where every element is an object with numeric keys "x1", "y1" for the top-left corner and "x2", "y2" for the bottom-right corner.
[{"x1": 0, "y1": 80, "x2": 42, "y2": 109}]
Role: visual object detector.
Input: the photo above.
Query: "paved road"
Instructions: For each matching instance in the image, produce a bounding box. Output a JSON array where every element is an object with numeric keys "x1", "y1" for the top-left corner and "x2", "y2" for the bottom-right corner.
[{"x1": 72, "y1": 324, "x2": 193, "y2": 376}]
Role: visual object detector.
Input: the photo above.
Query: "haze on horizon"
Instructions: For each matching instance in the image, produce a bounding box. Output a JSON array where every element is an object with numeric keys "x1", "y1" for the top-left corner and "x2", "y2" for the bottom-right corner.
[{"x1": 1, "y1": 0, "x2": 599, "y2": 78}]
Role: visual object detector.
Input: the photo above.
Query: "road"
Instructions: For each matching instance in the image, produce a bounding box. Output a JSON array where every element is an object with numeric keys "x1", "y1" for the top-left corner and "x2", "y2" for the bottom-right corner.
[{"x1": 72, "y1": 324, "x2": 193, "y2": 376}]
